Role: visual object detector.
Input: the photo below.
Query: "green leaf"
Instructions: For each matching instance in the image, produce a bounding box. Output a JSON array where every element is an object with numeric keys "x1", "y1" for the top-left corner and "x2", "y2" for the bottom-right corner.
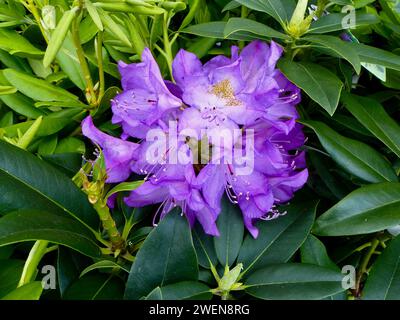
[
  {"x1": 56, "y1": 34, "x2": 86, "y2": 90},
  {"x1": 57, "y1": 247, "x2": 86, "y2": 297},
  {"x1": 342, "y1": 93, "x2": 400, "y2": 158},
  {"x1": 145, "y1": 287, "x2": 163, "y2": 300},
  {"x1": 38, "y1": 135, "x2": 58, "y2": 155},
  {"x1": 43, "y1": 153, "x2": 83, "y2": 178},
  {"x1": 214, "y1": 197, "x2": 244, "y2": 267},
  {"x1": 363, "y1": 236, "x2": 400, "y2": 300},
  {"x1": 193, "y1": 224, "x2": 218, "y2": 269},
  {"x1": 351, "y1": 43, "x2": 400, "y2": 72},
  {"x1": 2, "y1": 69, "x2": 79, "y2": 102},
  {"x1": 94, "y1": 2, "x2": 165, "y2": 15},
  {"x1": 0, "y1": 85, "x2": 16, "y2": 95},
  {"x1": 146, "y1": 281, "x2": 212, "y2": 300},
  {"x1": 0, "y1": 210, "x2": 101, "y2": 257},
  {"x1": 124, "y1": 208, "x2": 198, "y2": 299},
  {"x1": 2, "y1": 109, "x2": 81, "y2": 139},
  {"x1": 302, "y1": 120, "x2": 398, "y2": 183},
  {"x1": 64, "y1": 274, "x2": 124, "y2": 300},
  {"x1": 105, "y1": 180, "x2": 144, "y2": 200},
  {"x1": 314, "y1": 183, "x2": 400, "y2": 236},
  {"x1": 55, "y1": 137, "x2": 85, "y2": 154},
  {"x1": 245, "y1": 263, "x2": 345, "y2": 300},
  {"x1": 224, "y1": 18, "x2": 290, "y2": 40},
  {"x1": 0, "y1": 245, "x2": 14, "y2": 259},
  {"x1": 0, "y1": 29, "x2": 43, "y2": 58},
  {"x1": 85, "y1": 0, "x2": 103, "y2": 31},
  {"x1": 80, "y1": 260, "x2": 130, "y2": 277},
  {"x1": 0, "y1": 111, "x2": 13, "y2": 127},
  {"x1": 179, "y1": 0, "x2": 201, "y2": 30},
  {"x1": 97, "y1": 8, "x2": 131, "y2": 47},
  {"x1": 301, "y1": 235, "x2": 337, "y2": 270},
  {"x1": 303, "y1": 35, "x2": 361, "y2": 73},
  {"x1": 1, "y1": 282, "x2": 43, "y2": 300},
  {"x1": 183, "y1": 21, "x2": 227, "y2": 38},
  {"x1": 301, "y1": 235, "x2": 347, "y2": 300},
  {"x1": 234, "y1": 0, "x2": 295, "y2": 26},
  {"x1": 277, "y1": 60, "x2": 343, "y2": 115},
  {"x1": 0, "y1": 49, "x2": 31, "y2": 73},
  {"x1": 308, "y1": 13, "x2": 379, "y2": 34},
  {"x1": 0, "y1": 259, "x2": 24, "y2": 297},
  {"x1": 238, "y1": 201, "x2": 317, "y2": 276},
  {"x1": 0, "y1": 87, "x2": 44, "y2": 120},
  {"x1": 0, "y1": 140, "x2": 98, "y2": 229},
  {"x1": 43, "y1": 7, "x2": 79, "y2": 68}
]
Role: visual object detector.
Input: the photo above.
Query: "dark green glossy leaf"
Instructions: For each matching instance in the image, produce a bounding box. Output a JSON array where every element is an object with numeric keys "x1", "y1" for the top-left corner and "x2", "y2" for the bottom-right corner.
[
  {"x1": 302, "y1": 120, "x2": 398, "y2": 183},
  {"x1": 303, "y1": 35, "x2": 361, "y2": 73},
  {"x1": 0, "y1": 140, "x2": 98, "y2": 229},
  {"x1": 214, "y1": 197, "x2": 244, "y2": 267},
  {"x1": 278, "y1": 60, "x2": 343, "y2": 115},
  {"x1": 0, "y1": 259, "x2": 24, "y2": 297},
  {"x1": 57, "y1": 247, "x2": 85, "y2": 297},
  {"x1": 238, "y1": 201, "x2": 317, "y2": 276},
  {"x1": 314, "y1": 183, "x2": 400, "y2": 236},
  {"x1": 0, "y1": 210, "x2": 101, "y2": 257},
  {"x1": 64, "y1": 274, "x2": 124, "y2": 300},
  {"x1": 301, "y1": 235, "x2": 347, "y2": 300},
  {"x1": 308, "y1": 13, "x2": 379, "y2": 34},
  {"x1": 146, "y1": 281, "x2": 212, "y2": 300},
  {"x1": 193, "y1": 224, "x2": 218, "y2": 269},
  {"x1": 124, "y1": 209, "x2": 198, "y2": 299},
  {"x1": 245, "y1": 263, "x2": 345, "y2": 300},
  {"x1": 363, "y1": 236, "x2": 400, "y2": 300},
  {"x1": 234, "y1": 0, "x2": 295, "y2": 26},
  {"x1": 224, "y1": 18, "x2": 289, "y2": 40},
  {"x1": 342, "y1": 93, "x2": 400, "y2": 158},
  {"x1": 352, "y1": 43, "x2": 400, "y2": 72}
]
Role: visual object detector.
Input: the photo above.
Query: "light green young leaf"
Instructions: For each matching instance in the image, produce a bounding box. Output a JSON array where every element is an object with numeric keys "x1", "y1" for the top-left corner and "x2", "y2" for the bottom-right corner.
[{"x1": 43, "y1": 7, "x2": 79, "y2": 68}]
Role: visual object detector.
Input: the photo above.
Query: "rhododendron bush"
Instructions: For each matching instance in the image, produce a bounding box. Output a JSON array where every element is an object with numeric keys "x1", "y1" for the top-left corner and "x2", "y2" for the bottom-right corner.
[{"x1": 0, "y1": 0, "x2": 400, "y2": 301}]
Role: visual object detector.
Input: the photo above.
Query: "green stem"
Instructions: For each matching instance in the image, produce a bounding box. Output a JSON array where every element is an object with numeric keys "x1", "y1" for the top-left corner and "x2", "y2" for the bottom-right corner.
[
  {"x1": 355, "y1": 238, "x2": 379, "y2": 296},
  {"x1": 18, "y1": 240, "x2": 49, "y2": 287},
  {"x1": 162, "y1": 12, "x2": 174, "y2": 80},
  {"x1": 24, "y1": 0, "x2": 49, "y2": 43},
  {"x1": 315, "y1": 0, "x2": 329, "y2": 19},
  {"x1": 71, "y1": 10, "x2": 96, "y2": 105},
  {"x1": 93, "y1": 200, "x2": 125, "y2": 251},
  {"x1": 239, "y1": 6, "x2": 248, "y2": 49},
  {"x1": 96, "y1": 31, "x2": 105, "y2": 105}
]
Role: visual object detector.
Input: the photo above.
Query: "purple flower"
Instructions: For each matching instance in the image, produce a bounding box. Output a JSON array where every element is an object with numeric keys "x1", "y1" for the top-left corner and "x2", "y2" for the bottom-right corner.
[
  {"x1": 82, "y1": 41, "x2": 308, "y2": 238},
  {"x1": 82, "y1": 116, "x2": 139, "y2": 183},
  {"x1": 111, "y1": 48, "x2": 182, "y2": 139}
]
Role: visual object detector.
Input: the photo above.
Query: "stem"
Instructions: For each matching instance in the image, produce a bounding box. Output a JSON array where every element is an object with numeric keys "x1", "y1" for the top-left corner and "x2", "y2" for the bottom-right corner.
[
  {"x1": 93, "y1": 200, "x2": 125, "y2": 251},
  {"x1": 18, "y1": 240, "x2": 49, "y2": 287},
  {"x1": 162, "y1": 12, "x2": 174, "y2": 80},
  {"x1": 24, "y1": 0, "x2": 49, "y2": 43},
  {"x1": 315, "y1": 0, "x2": 329, "y2": 19},
  {"x1": 71, "y1": 10, "x2": 96, "y2": 105},
  {"x1": 239, "y1": 6, "x2": 248, "y2": 49},
  {"x1": 355, "y1": 238, "x2": 379, "y2": 296},
  {"x1": 96, "y1": 31, "x2": 105, "y2": 105}
]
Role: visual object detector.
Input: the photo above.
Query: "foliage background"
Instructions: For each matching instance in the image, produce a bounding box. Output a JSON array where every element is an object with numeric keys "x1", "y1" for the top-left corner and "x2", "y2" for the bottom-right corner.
[{"x1": 0, "y1": 0, "x2": 400, "y2": 300}]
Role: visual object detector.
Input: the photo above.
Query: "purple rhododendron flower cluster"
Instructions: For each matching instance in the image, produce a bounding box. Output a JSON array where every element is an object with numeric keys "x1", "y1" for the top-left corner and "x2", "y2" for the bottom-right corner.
[{"x1": 82, "y1": 40, "x2": 308, "y2": 238}]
